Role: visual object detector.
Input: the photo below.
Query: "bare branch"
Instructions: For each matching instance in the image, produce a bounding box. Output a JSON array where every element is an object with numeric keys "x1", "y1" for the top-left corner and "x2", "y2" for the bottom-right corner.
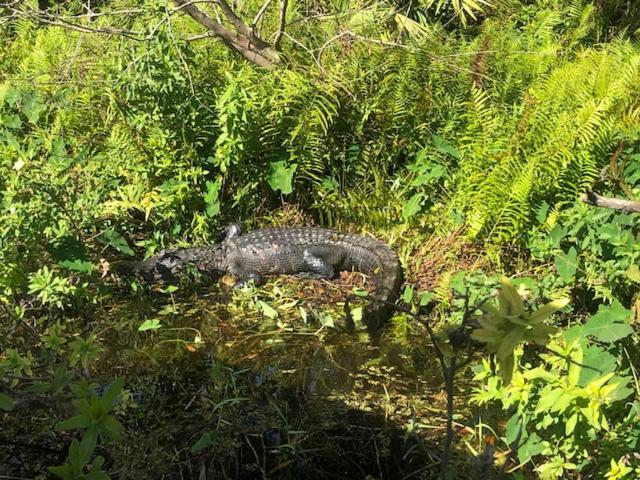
[
  {"x1": 214, "y1": 0, "x2": 258, "y2": 42},
  {"x1": 580, "y1": 191, "x2": 640, "y2": 213},
  {"x1": 185, "y1": 31, "x2": 217, "y2": 42},
  {"x1": 5, "y1": 6, "x2": 144, "y2": 40},
  {"x1": 3, "y1": 0, "x2": 281, "y2": 68},
  {"x1": 252, "y1": 0, "x2": 274, "y2": 30},
  {"x1": 273, "y1": 0, "x2": 288, "y2": 49},
  {"x1": 173, "y1": 0, "x2": 278, "y2": 68}
]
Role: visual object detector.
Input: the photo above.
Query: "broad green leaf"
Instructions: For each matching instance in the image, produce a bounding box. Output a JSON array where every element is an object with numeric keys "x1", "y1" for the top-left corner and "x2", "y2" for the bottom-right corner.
[
  {"x1": 517, "y1": 432, "x2": 545, "y2": 463},
  {"x1": 59, "y1": 414, "x2": 91, "y2": 430},
  {"x1": 431, "y1": 134, "x2": 459, "y2": 159},
  {"x1": 470, "y1": 328, "x2": 503, "y2": 343},
  {"x1": 597, "y1": 222, "x2": 620, "y2": 240},
  {"x1": 80, "y1": 426, "x2": 98, "y2": 460},
  {"x1": 67, "y1": 438, "x2": 90, "y2": 469},
  {"x1": 567, "y1": 344, "x2": 583, "y2": 387},
  {"x1": 522, "y1": 367, "x2": 558, "y2": 382},
  {"x1": 59, "y1": 259, "x2": 93, "y2": 274},
  {"x1": 419, "y1": 292, "x2": 434, "y2": 306},
  {"x1": 3, "y1": 114, "x2": 21, "y2": 129},
  {"x1": 505, "y1": 413, "x2": 525, "y2": 444},
  {"x1": 49, "y1": 465, "x2": 72, "y2": 478},
  {"x1": 1, "y1": 84, "x2": 21, "y2": 106},
  {"x1": 204, "y1": 178, "x2": 222, "y2": 217},
  {"x1": 49, "y1": 236, "x2": 93, "y2": 273},
  {"x1": 402, "y1": 285, "x2": 414, "y2": 304},
  {"x1": 267, "y1": 161, "x2": 297, "y2": 195},
  {"x1": 497, "y1": 326, "x2": 525, "y2": 360},
  {"x1": 585, "y1": 372, "x2": 615, "y2": 393},
  {"x1": 565, "y1": 413, "x2": 578, "y2": 435},
  {"x1": 139, "y1": 319, "x2": 162, "y2": 331},
  {"x1": 318, "y1": 312, "x2": 334, "y2": 327},
  {"x1": 0, "y1": 393, "x2": 14, "y2": 411},
  {"x1": 499, "y1": 277, "x2": 525, "y2": 316},
  {"x1": 499, "y1": 352, "x2": 515, "y2": 385},
  {"x1": 101, "y1": 229, "x2": 134, "y2": 256},
  {"x1": 627, "y1": 264, "x2": 640, "y2": 283},
  {"x1": 22, "y1": 92, "x2": 46, "y2": 123},
  {"x1": 101, "y1": 377, "x2": 124, "y2": 408},
  {"x1": 321, "y1": 176, "x2": 339, "y2": 192},
  {"x1": 529, "y1": 298, "x2": 569, "y2": 323},
  {"x1": 582, "y1": 301, "x2": 632, "y2": 342},
  {"x1": 578, "y1": 345, "x2": 616, "y2": 386},
  {"x1": 548, "y1": 225, "x2": 566, "y2": 247},
  {"x1": 27, "y1": 382, "x2": 51, "y2": 393},
  {"x1": 554, "y1": 247, "x2": 577, "y2": 283},
  {"x1": 191, "y1": 432, "x2": 217, "y2": 453},
  {"x1": 562, "y1": 325, "x2": 584, "y2": 343},
  {"x1": 410, "y1": 165, "x2": 447, "y2": 186},
  {"x1": 535, "y1": 201, "x2": 549, "y2": 224},
  {"x1": 605, "y1": 376, "x2": 634, "y2": 402},
  {"x1": 258, "y1": 301, "x2": 278, "y2": 319},
  {"x1": 535, "y1": 386, "x2": 564, "y2": 414},
  {"x1": 402, "y1": 193, "x2": 423, "y2": 220},
  {"x1": 99, "y1": 415, "x2": 123, "y2": 440}
]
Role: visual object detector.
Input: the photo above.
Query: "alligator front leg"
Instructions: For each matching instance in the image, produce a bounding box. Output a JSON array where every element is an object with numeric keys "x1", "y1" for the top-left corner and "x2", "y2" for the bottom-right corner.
[
  {"x1": 214, "y1": 222, "x2": 244, "y2": 243},
  {"x1": 233, "y1": 271, "x2": 265, "y2": 289}
]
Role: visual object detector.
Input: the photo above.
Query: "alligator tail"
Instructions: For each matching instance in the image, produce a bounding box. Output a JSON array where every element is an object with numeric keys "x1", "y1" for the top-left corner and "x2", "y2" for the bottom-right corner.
[{"x1": 342, "y1": 233, "x2": 404, "y2": 334}]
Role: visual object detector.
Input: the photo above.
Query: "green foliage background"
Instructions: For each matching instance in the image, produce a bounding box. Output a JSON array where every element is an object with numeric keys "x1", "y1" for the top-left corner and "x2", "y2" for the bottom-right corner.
[{"x1": 1, "y1": 0, "x2": 639, "y2": 478}]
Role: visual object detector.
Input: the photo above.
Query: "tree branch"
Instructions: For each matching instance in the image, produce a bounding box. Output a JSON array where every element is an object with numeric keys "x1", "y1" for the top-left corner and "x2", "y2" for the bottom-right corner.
[
  {"x1": 252, "y1": 0, "x2": 274, "y2": 28},
  {"x1": 4, "y1": 5, "x2": 144, "y2": 40},
  {"x1": 273, "y1": 0, "x2": 288, "y2": 49},
  {"x1": 3, "y1": 1, "x2": 281, "y2": 68},
  {"x1": 173, "y1": 0, "x2": 278, "y2": 68},
  {"x1": 580, "y1": 191, "x2": 640, "y2": 213},
  {"x1": 214, "y1": 0, "x2": 260, "y2": 43}
]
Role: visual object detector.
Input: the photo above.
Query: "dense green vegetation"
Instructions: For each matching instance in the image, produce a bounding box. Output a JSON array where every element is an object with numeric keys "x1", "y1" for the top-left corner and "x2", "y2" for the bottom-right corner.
[{"x1": 1, "y1": 0, "x2": 639, "y2": 478}]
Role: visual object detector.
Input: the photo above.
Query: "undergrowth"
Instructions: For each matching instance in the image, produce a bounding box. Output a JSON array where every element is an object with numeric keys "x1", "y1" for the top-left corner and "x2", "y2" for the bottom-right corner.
[{"x1": 1, "y1": 0, "x2": 639, "y2": 478}]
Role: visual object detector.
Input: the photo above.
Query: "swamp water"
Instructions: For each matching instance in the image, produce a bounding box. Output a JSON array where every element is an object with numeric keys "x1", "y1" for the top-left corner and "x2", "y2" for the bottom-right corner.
[{"x1": 4, "y1": 275, "x2": 479, "y2": 479}]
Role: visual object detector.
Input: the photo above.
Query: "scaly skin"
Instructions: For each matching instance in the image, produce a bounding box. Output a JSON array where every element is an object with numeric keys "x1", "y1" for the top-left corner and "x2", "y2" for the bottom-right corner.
[{"x1": 119, "y1": 225, "x2": 403, "y2": 333}]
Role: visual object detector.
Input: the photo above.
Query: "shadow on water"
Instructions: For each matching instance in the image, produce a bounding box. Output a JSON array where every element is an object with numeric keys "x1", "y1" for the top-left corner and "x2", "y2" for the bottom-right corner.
[
  {"x1": 2, "y1": 279, "x2": 490, "y2": 479},
  {"x1": 110, "y1": 350, "x2": 452, "y2": 480}
]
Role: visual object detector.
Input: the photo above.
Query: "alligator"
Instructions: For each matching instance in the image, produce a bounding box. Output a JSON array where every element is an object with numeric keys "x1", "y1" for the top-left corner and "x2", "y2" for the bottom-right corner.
[{"x1": 118, "y1": 224, "x2": 403, "y2": 333}]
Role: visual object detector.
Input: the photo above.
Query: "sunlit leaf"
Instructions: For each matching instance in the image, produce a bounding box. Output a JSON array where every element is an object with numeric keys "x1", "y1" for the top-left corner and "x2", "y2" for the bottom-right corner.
[
  {"x1": 204, "y1": 178, "x2": 222, "y2": 217},
  {"x1": 101, "y1": 229, "x2": 134, "y2": 256},
  {"x1": 431, "y1": 134, "x2": 459, "y2": 159},
  {"x1": 402, "y1": 193, "x2": 423, "y2": 220},
  {"x1": 258, "y1": 301, "x2": 278, "y2": 319},
  {"x1": 555, "y1": 247, "x2": 577, "y2": 283},
  {"x1": 267, "y1": 161, "x2": 297, "y2": 195},
  {"x1": 582, "y1": 301, "x2": 632, "y2": 342},
  {"x1": 138, "y1": 319, "x2": 162, "y2": 331}
]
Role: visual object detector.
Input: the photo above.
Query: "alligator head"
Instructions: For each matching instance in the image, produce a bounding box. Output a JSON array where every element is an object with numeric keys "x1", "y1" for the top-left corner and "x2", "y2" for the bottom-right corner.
[{"x1": 116, "y1": 243, "x2": 228, "y2": 283}]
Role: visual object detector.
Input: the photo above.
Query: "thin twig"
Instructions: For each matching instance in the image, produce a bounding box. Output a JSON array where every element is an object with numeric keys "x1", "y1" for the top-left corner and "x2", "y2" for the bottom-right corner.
[
  {"x1": 7, "y1": 7, "x2": 144, "y2": 40},
  {"x1": 252, "y1": 0, "x2": 274, "y2": 27},
  {"x1": 440, "y1": 355, "x2": 456, "y2": 480},
  {"x1": 273, "y1": 0, "x2": 288, "y2": 49}
]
